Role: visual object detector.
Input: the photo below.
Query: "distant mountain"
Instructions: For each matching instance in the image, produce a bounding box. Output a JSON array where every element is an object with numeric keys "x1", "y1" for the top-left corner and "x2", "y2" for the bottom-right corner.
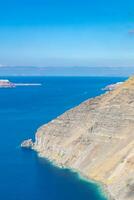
[{"x1": 0, "y1": 66, "x2": 134, "y2": 76}]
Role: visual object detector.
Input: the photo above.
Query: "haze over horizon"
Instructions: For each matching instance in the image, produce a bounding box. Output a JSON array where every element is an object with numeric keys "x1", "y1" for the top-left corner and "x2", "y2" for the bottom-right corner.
[
  {"x1": 0, "y1": 66, "x2": 134, "y2": 77},
  {"x1": 0, "y1": 0, "x2": 134, "y2": 67}
]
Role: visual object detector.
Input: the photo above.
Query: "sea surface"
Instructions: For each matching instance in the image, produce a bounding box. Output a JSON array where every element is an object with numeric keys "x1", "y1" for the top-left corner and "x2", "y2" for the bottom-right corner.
[{"x1": 0, "y1": 76, "x2": 126, "y2": 200}]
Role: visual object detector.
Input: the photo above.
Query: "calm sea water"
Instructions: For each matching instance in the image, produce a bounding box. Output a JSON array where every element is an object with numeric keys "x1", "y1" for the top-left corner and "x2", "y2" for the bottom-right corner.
[{"x1": 0, "y1": 76, "x2": 126, "y2": 200}]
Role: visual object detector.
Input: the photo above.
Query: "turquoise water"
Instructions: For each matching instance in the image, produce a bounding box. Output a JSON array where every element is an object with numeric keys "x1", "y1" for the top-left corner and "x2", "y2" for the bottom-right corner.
[{"x1": 0, "y1": 76, "x2": 126, "y2": 200}]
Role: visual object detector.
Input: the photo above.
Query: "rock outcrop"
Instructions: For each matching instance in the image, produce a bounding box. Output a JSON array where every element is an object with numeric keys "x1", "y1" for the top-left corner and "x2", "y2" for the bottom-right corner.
[
  {"x1": 21, "y1": 139, "x2": 34, "y2": 148},
  {"x1": 33, "y1": 77, "x2": 134, "y2": 200},
  {"x1": 102, "y1": 82, "x2": 123, "y2": 91}
]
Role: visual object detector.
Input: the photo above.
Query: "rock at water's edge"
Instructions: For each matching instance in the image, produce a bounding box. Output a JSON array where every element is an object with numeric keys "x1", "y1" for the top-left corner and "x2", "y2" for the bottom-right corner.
[{"x1": 21, "y1": 139, "x2": 33, "y2": 148}]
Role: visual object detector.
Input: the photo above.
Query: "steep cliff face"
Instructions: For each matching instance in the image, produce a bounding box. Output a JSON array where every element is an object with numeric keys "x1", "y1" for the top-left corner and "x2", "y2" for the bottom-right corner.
[{"x1": 33, "y1": 77, "x2": 134, "y2": 200}]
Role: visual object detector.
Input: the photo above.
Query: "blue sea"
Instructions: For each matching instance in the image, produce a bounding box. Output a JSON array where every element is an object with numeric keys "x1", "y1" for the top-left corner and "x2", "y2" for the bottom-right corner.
[{"x1": 0, "y1": 76, "x2": 126, "y2": 200}]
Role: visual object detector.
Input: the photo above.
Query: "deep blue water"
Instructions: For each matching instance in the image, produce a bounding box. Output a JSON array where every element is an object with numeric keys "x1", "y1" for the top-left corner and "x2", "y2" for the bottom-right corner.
[{"x1": 0, "y1": 76, "x2": 126, "y2": 200}]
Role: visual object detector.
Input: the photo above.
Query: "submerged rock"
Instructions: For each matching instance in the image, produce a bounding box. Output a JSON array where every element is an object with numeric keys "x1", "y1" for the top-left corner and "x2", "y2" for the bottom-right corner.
[{"x1": 21, "y1": 139, "x2": 34, "y2": 148}]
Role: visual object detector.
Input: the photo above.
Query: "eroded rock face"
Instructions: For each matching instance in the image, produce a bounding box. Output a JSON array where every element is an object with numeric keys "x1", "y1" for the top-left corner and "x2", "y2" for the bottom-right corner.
[
  {"x1": 21, "y1": 139, "x2": 33, "y2": 148},
  {"x1": 33, "y1": 77, "x2": 134, "y2": 200}
]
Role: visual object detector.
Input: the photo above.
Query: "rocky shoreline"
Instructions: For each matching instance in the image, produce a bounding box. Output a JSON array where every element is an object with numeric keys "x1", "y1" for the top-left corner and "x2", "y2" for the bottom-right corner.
[
  {"x1": 33, "y1": 148, "x2": 115, "y2": 200},
  {"x1": 22, "y1": 77, "x2": 134, "y2": 200}
]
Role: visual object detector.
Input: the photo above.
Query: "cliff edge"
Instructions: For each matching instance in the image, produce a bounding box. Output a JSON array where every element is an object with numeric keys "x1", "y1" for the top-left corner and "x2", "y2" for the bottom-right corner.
[{"x1": 33, "y1": 77, "x2": 134, "y2": 200}]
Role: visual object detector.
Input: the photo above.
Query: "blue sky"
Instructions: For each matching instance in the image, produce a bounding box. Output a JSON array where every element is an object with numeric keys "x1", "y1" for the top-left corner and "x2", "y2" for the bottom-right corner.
[{"x1": 0, "y1": 0, "x2": 134, "y2": 67}]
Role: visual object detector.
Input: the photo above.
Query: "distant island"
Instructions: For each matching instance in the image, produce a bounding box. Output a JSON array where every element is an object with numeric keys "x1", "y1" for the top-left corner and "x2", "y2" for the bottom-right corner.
[
  {"x1": 0, "y1": 79, "x2": 41, "y2": 88},
  {"x1": 23, "y1": 77, "x2": 134, "y2": 200}
]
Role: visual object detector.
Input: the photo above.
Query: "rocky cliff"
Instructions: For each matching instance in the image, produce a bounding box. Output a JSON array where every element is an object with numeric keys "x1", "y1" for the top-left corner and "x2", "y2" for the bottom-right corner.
[{"x1": 33, "y1": 77, "x2": 134, "y2": 200}]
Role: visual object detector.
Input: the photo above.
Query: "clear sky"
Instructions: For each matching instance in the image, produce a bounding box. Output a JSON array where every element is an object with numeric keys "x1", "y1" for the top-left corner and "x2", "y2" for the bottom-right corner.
[{"x1": 0, "y1": 0, "x2": 134, "y2": 67}]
